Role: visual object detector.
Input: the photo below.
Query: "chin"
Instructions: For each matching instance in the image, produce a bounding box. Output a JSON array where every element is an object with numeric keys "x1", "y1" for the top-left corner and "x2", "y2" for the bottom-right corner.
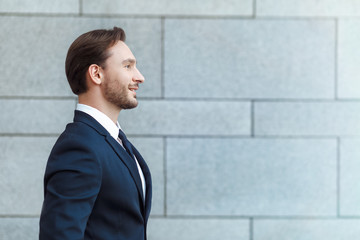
[{"x1": 120, "y1": 101, "x2": 138, "y2": 110}]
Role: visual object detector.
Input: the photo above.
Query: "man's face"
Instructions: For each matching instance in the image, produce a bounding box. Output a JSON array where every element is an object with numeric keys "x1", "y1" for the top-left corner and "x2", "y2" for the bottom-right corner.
[{"x1": 101, "y1": 41, "x2": 145, "y2": 110}]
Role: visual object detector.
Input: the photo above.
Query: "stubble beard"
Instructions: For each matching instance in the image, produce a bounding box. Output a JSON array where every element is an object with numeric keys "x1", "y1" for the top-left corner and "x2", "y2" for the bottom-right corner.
[{"x1": 103, "y1": 78, "x2": 138, "y2": 110}]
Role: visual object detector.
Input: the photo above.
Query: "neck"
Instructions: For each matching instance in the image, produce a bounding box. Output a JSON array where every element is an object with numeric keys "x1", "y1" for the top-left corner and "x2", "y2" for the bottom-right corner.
[{"x1": 78, "y1": 94, "x2": 121, "y2": 124}]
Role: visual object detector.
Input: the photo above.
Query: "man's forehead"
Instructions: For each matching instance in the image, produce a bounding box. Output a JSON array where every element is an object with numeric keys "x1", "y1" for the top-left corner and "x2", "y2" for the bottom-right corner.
[{"x1": 108, "y1": 41, "x2": 135, "y2": 60}]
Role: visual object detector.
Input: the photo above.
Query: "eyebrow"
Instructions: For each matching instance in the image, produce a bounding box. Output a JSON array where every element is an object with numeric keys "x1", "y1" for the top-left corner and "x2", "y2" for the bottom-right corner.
[{"x1": 122, "y1": 58, "x2": 136, "y2": 64}]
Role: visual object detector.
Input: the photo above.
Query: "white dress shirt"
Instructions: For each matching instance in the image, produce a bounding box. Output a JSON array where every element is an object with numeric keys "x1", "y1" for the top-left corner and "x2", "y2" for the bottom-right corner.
[{"x1": 76, "y1": 103, "x2": 146, "y2": 198}]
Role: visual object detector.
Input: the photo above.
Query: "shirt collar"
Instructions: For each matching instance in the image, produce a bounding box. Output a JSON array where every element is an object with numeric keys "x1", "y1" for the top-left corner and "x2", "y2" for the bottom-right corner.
[{"x1": 76, "y1": 103, "x2": 121, "y2": 140}]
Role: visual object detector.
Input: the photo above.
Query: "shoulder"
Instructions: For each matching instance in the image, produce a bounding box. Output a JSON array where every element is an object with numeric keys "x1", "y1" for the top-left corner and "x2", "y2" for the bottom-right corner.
[
  {"x1": 46, "y1": 121, "x2": 107, "y2": 173},
  {"x1": 55, "y1": 121, "x2": 105, "y2": 150}
]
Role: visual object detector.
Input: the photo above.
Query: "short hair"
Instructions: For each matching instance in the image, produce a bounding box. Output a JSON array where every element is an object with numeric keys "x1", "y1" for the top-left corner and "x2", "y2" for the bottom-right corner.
[{"x1": 65, "y1": 27, "x2": 126, "y2": 95}]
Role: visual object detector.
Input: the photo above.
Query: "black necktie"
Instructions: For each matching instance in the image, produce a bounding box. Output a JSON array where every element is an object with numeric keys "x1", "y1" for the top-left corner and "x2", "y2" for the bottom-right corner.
[{"x1": 118, "y1": 129, "x2": 135, "y2": 161}]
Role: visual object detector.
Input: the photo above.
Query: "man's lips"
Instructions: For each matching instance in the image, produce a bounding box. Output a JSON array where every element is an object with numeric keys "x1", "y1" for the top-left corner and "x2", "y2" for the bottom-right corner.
[{"x1": 129, "y1": 85, "x2": 139, "y2": 93}]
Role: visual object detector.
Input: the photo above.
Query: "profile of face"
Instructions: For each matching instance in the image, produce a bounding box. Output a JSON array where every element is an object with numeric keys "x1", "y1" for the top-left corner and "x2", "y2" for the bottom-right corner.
[{"x1": 101, "y1": 41, "x2": 145, "y2": 110}]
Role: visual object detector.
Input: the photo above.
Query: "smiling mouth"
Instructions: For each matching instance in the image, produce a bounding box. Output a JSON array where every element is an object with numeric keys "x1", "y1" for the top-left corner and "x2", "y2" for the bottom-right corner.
[{"x1": 129, "y1": 85, "x2": 139, "y2": 94}]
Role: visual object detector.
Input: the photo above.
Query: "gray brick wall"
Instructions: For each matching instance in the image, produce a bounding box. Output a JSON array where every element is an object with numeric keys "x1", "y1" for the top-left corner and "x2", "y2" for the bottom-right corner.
[{"x1": 1, "y1": 0, "x2": 359, "y2": 239}]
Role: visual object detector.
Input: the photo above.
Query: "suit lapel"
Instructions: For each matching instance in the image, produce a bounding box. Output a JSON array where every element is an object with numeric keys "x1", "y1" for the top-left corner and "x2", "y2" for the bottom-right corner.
[
  {"x1": 105, "y1": 135, "x2": 145, "y2": 203},
  {"x1": 132, "y1": 145, "x2": 152, "y2": 220},
  {"x1": 73, "y1": 110, "x2": 145, "y2": 205}
]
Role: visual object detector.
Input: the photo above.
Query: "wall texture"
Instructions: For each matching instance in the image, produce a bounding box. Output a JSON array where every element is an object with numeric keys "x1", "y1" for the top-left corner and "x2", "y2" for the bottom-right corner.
[{"x1": 1, "y1": 0, "x2": 360, "y2": 239}]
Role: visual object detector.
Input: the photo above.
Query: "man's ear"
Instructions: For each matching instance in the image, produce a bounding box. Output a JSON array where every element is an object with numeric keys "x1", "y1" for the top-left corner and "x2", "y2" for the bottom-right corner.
[{"x1": 87, "y1": 64, "x2": 103, "y2": 85}]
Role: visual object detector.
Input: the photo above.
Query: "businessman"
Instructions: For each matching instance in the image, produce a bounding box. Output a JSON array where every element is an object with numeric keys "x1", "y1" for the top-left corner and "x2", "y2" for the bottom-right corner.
[{"x1": 40, "y1": 27, "x2": 152, "y2": 239}]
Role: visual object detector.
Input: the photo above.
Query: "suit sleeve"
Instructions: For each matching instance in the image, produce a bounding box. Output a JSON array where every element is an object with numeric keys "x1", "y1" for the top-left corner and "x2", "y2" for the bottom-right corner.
[{"x1": 39, "y1": 134, "x2": 102, "y2": 240}]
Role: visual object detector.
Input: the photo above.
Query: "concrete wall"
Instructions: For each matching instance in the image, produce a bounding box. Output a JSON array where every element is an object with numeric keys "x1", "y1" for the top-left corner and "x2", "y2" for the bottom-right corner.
[{"x1": 1, "y1": 0, "x2": 360, "y2": 239}]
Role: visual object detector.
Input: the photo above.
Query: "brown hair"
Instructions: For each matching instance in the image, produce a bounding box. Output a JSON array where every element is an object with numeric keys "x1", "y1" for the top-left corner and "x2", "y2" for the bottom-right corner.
[{"x1": 65, "y1": 27, "x2": 126, "y2": 95}]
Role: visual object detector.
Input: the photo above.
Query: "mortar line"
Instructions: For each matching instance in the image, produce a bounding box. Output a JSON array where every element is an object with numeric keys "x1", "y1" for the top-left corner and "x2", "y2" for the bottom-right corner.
[
  {"x1": 337, "y1": 137, "x2": 341, "y2": 217},
  {"x1": 0, "y1": 96, "x2": 76, "y2": 100},
  {"x1": 0, "y1": 133, "x2": 60, "y2": 137},
  {"x1": 79, "y1": 0, "x2": 83, "y2": 16},
  {"x1": 0, "y1": 215, "x2": 39, "y2": 218},
  {"x1": 251, "y1": 101, "x2": 255, "y2": 137},
  {"x1": 250, "y1": 217, "x2": 254, "y2": 240},
  {"x1": 163, "y1": 136, "x2": 168, "y2": 216},
  {"x1": 335, "y1": 18, "x2": 339, "y2": 99},
  {"x1": 0, "y1": 12, "x2": 346, "y2": 20},
  {"x1": 161, "y1": 17, "x2": 165, "y2": 99},
  {"x1": 253, "y1": 0, "x2": 257, "y2": 18},
  {"x1": 149, "y1": 215, "x2": 360, "y2": 219}
]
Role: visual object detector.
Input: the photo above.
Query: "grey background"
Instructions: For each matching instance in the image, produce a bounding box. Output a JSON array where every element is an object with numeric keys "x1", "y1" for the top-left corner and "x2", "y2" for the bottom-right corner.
[{"x1": 1, "y1": 0, "x2": 360, "y2": 239}]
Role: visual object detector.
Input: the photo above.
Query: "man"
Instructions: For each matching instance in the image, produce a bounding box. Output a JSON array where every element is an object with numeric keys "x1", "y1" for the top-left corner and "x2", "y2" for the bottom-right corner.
[{"x1": 39, "y1": 27, "x2": 152, "y2": 240}]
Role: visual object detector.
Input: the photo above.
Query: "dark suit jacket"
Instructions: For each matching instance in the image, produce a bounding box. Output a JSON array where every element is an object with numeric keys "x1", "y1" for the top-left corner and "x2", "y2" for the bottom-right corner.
[{"x1": 40, "y1": 110, "x2": 152, "y2": 240}]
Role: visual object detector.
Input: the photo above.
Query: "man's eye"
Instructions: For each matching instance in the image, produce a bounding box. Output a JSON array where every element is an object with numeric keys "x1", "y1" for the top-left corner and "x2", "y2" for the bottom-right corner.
[{"x1": 125, "y1": 65, "x2": 131, "y2": 69}]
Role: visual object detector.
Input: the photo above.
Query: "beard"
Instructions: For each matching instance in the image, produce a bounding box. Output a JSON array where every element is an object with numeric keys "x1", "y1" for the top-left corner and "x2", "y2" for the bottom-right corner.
[{"x1": 103, "y1": 77, "x2": 138, "y2": 110}]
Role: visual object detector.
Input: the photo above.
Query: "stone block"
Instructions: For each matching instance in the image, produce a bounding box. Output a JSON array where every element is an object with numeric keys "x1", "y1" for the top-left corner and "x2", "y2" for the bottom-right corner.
[
  {"x1": 0, "y1": 218, "x2": 39, "y2": 240},
  {"x1": 148, "y1": 218, "x2": 249, "y2": 240},
  {"x1": 340, "y1": 138, "x2": 360, "y2": 216},
  {"x1": 0, "y1": 137, "x2": 56, "y2": 215},
  {"x1": 83, "y1": 0, "x2": 253, "y2": 16},
  {"x1": 338, "y1": 20, "x2": 360, "y2": 98},
  {"x1": 0, "y1": 16, "x2": 161, "y2": 97},
  {"x1": 254, "y1": 219, "x2": 360, "y2": 240},
  {"x1": 164, "y1": 19, "x2": 335, "y2": 99},
  {"x1": 166, "y1": 138, "x2": 337, "y2": 216},
  {"x1": 120, "y1": 100, "x2": 251, "y2": 136},
  {"x1": 127, "y1": 137, "x2": 165, "y2": 216},
  {"x1": 0, "y1": 99, "x2": 75, "y2": 134},
  {"x1": 257, "y1": 0, "x2": 360, "y2": 17},
  {"x1": 0, "y1": 0, "x2": 78, "y2": 13},
  {"x1": 255, "y1": 101, "x2": 360, "y2": 136}
]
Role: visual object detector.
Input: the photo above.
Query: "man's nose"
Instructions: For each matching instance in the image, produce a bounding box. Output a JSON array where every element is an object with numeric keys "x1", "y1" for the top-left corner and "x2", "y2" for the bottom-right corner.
[{"x1": 133, "y1": 68, "x2": 145, "y2": 83}]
